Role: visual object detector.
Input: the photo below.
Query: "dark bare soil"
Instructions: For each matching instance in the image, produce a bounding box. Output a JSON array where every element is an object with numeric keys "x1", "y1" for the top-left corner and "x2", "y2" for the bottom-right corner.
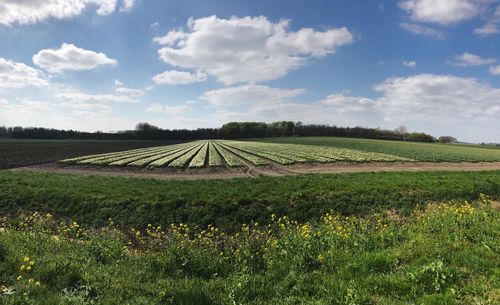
[{"x1": 0, "y1": 140, "x2": 185, "y2": 169}]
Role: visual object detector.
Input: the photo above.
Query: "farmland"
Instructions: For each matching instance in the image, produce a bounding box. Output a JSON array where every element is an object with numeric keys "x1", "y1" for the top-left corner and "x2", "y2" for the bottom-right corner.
[
  {"x1": 57, "y1": 138, "x2": 500, "y2": 172},
  {"x1": 253, "y1": 137, "x2": 500, "y2": 162},
  {"x1": 2, "y1": 137, "x2": 500, "y2": 304},
  {"x1": 0, "y1": 139, "x2": 185, "y2": 169}
]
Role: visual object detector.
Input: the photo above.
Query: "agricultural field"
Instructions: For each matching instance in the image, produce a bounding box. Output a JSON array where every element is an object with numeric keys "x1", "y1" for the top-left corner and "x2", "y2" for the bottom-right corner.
[
  {"x1": 58, "y1": 139, "x2": 416, "y2": 169},
  {"x1": 3, "y1": 137, "x2": 500, "y2": 304},
  {"x1": 253, "y1": 137, "x2": 500, "y2": 162},
  {"x1": 54, "y1": 138, "x2": 500, "y2": 179},
  {"x1": 0, "y1": 139, "x2": 185, "y2": 169}
]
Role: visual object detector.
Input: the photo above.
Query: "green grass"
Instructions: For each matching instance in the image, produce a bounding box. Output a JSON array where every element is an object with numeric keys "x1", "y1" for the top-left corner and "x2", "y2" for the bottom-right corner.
[
  {"x1": 249, "y1": 137, "x2": 500, "y2": 162},
  {"x1": 0, "y1": 199, "x2": 498, "y2": 304},
  {"x1": 1, "y1": 170, "x2": 500, "y2": 231}
]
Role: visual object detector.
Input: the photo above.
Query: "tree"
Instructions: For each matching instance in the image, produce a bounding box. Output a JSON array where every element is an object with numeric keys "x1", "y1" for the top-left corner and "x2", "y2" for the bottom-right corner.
[
  {"x1": 438, "y1": 136, "x2": 458, "y2": 144},
  {"x1": 135, "y1": 122, "x2": 159, "y2": 132},
  {"x1": 394, "y1": 125, "x2": 408, "y2": 135}
]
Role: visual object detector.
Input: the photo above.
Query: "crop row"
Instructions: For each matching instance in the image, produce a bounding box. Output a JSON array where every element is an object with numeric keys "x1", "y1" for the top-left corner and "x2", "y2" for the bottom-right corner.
[
  {"x1": 60, "y1": 139, "x2": 413, "y2": 169},
  {"x1": 219, "y1": 140, "x2": 412, "y2": 164},
  {"x1": 207, "y1": 142, "x2": 224, "y2": 167},
  {"x1": 253, "y1": 137, "x2": 500, "y2": 163}
]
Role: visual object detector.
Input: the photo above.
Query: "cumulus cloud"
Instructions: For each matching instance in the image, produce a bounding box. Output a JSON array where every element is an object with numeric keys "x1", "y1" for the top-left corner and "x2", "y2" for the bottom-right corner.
[
  {"x1": 0, "y1": 58, "x2": 48, "y2": 89},
  {"x1": 451, "y1": 52, "x2": 496, "y2": 66},
  {"x1": 152, "y1": 70, "x2": 207, "y2": 85},
  {"x1": 33, "y1": 43, "x2": 117, "y2": 73},
  {"x1": 490, "y1": 65, "x2": 500, "y2": 75},
  {"x1": 320, "y1": 94, "x2": 377, "y2": 113},
  {"x1": 398, "y1": 0, "x2": 489, "y2": 25},
  {"x1": 0, "y1": 98, "x2": 135, "y2": 132},
  {"x1": 374, "y1": 74, "x2": 500, "y2": 122},
  {"x1": 200, "y1": 84, "x2": 305, "y2": 107},
  {"x1": 55, "y1": 86, "x2": 144, "y2": 105},
  {"x1": 120, "y1": 0, "x2": 136, "y2": 12},
  {"x1": 0, "y1": 0, "x2": 118, "y2": 26},
  {"x1": 474, "y1": 5, "x2": 500, "y2": 35},
  {"x1": 399, "y1": 22, "x2": 446, "y2": 39},
  {"x1": 154, "y1": 15, "x2": 354, "y2": 84},
  {"x1": 403, "y1": 61, "x2": 417, "y2": 67},
  {"x1": 145, "y1": 103, "x2": 191, "y2": 114},
  {"x1": 207, "y1": 74, "x2": 500, "y2": 141}
]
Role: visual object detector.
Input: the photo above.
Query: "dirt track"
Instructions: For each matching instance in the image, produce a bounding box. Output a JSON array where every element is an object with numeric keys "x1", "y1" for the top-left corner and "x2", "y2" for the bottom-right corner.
[{"x1": 10, "y1": 161, "x2": 500, "y2": 180}]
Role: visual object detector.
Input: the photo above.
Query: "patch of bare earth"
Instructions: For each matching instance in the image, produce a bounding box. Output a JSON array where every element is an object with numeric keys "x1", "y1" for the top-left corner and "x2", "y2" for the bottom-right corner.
[{"x1": 9, "y1": 161, "x2": 500, "y2": 180}]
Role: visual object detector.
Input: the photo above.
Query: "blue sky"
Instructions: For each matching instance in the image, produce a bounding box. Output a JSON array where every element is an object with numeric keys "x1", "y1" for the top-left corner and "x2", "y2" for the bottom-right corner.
[{"x1": 0, "y1": 0, "x2": 500, "y2": 142}]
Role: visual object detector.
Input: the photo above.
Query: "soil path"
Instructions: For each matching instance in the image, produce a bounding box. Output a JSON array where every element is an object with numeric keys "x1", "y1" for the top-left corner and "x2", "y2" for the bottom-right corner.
[{"x1": 10, "y1": 161, "x2": 500, "y2": 180}]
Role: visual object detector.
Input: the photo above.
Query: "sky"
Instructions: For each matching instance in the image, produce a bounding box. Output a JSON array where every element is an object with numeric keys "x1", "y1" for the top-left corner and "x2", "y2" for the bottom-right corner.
[{"x1": 0, "y1": 0, "x2": 500, "y2": 142}]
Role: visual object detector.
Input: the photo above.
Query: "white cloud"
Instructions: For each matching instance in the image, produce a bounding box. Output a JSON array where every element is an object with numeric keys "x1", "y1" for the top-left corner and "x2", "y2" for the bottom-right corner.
[
  {"x1": 120, "y1": 0, "x2": 136, "y2": 12},
  {"x1": 165, "y1": 105, "x2": 191, "y2": 114},
  {"x1": 451, "y1": 52, "x2": 496, "y2": 66},
  {"x1": 55, "y1": 86, "x2": 144, "y2": 105},
  {"x1": 399, "y1": 22, "x2": 446, "y2": 39},
  {"x1": 209, "y1": 74, "x2": 500, "y2": 142},
  {"x1": 490, "y1": 65, "x2": 500, "y2": 75},
  {"x1": 0, "y1": 58, "x2": 48, "y2": 89},
  {"x1": 403, "y1": 61, "x2": 417, "y2": 67},
  {"x1": 114, "y1": 79, "x2": 124, "y2": 86},
  {"x1": 398, "y1": 0, "x2": 488, "y2": 25},
  {"x1": 114, "y1": 86, "x2": 145, "y2": 98},
  {"x1": 145, "y1": 104, "x2": 163, "y2": 113},
  {"x1": 145, "y1": 103, "x2": 191, "y2": 114},
  {"x1": 320, "y1": 94, "x2": 376, "y2": 113},
  {"x1": 33, "y1": 43, "x2": 117, "y2": 73},
  {"x1": 153, "y1": 29, "x2": 187, "y2": 45},
  {"x1": 200, "y1": 84, "x2": 305, "y2": 107},
  {"x1": 474, "y1": 22, "x2": 499, "y2": 35},
  {"x1": 0, "y1": 0, "x2": 118, "y2": 26},
  {"x1": 152, "y1": 70, "x2": 207, "y2": 85},
  {"x1": 154, "y1": 15, "x2": 354, "y2": 84},
  {"x1": 474, "y1": 5, "x2": 500, "y2": 35},
  {"x1": 373, "y1": 74, "x2": 500, "y2": 121},
  {"x1": 0, "y1": 98, "x2": 135, "y2": 132}
]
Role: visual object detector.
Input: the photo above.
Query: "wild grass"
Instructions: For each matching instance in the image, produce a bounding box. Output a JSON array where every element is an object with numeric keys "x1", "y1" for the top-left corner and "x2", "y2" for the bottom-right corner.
[
  {"x1": 0, "y1": 195, "x2": 498, "y2": 304},
  {"x1": 1, "y1": 170, "x2": 500, "y2": 231}
]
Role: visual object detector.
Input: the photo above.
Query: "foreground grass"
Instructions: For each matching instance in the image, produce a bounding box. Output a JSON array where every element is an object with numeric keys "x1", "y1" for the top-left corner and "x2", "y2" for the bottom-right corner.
[
  {"x1": 0, "y1": 197, "x2": 498, "y2": 304},
  {"x1": 1, "y1": 170, "x2": 500, "y2": 231}
]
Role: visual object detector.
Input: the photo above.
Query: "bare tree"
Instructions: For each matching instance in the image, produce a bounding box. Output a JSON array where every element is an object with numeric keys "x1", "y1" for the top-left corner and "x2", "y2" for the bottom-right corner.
[{"x1": 394, "y1": 125, "x2": 408, "y2": 134}]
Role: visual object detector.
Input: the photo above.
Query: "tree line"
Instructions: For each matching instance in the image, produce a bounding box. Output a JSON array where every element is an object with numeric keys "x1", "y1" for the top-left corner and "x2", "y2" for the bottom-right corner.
[{"x1": 0, "y1": 122, "x2": 438, "y2": 142}]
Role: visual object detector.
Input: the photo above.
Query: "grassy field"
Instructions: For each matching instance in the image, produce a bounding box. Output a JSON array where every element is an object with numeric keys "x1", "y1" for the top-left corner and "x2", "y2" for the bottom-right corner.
[
  {"x1": 0, "y1": 198, "x2": 498, "y2": 304},
  {"x1": 250, "y1": 137, "x2": 500, "y2": 162},
  {"x1": 0, "y1": 139, "x2": 185, "y2": 169},
  {"x1": 1, "y1": 170, "x2": 500, "y2": 231},
  {"x1": 1, "y1": 137, "x2": 500, "y2": 304}
]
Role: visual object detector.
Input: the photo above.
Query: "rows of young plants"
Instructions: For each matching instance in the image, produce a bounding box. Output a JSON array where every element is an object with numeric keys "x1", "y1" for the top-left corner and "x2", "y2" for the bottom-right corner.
[
  {"x1": 218, "y1": 140, "x2": 412, "y2": 164},
  {"x1": 59, "y1": 139, "x2": 412, "y2": 169},
  {"x1": 253, "y1": 137, "x2": 500, "y2": 162}
]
